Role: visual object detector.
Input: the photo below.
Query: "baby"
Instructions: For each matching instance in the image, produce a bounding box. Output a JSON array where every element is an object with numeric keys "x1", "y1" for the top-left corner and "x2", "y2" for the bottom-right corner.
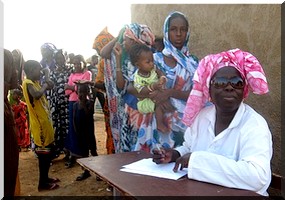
[{"x1": 130, "y1": 44, "x2": 168, "y2": 133}]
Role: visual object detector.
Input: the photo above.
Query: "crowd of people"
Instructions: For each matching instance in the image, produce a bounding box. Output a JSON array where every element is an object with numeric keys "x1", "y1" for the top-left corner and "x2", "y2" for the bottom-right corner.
[{"x1": 4, "y1": 11, "x2": 273, "y2": 197}]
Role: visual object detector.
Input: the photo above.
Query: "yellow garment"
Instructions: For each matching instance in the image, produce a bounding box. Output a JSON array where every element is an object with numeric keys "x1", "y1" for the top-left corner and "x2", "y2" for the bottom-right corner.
[
  {"x1": 137, "y1": 98, "x2": 155, "y2": 114},
  {"x1": 22, "y1": 79, "x2": 54, "y2": 147},
  {"x1": 134, "y1": 69, "x2": 158, "y2": 114}
]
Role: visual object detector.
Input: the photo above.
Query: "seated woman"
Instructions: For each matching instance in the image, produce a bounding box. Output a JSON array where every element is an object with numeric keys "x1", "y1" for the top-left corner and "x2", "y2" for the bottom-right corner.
[{"x1": 153, "y1": 48, "x2": 272, "y2": 196}]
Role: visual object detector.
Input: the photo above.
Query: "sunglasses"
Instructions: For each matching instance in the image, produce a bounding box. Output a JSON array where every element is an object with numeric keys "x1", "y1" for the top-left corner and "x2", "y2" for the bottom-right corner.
[{"x1": 210, "y1": 77, "x2": 245, "y2": 89}]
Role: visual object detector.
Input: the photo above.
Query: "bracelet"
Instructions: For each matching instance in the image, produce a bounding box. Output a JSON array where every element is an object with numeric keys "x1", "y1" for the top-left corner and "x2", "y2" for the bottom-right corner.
[
  {"x1": 147, "y1": 85, "x2": 153, "y2": 92},
  {"x1": 150, "y1": 83, "x2": 155, "y2": 91}
]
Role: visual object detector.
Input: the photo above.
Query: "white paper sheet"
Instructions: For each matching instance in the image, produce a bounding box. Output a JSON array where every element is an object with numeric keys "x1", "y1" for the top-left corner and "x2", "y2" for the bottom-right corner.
[{"x1": 120, "y1": 158, "x2": 187, "y2": 180}]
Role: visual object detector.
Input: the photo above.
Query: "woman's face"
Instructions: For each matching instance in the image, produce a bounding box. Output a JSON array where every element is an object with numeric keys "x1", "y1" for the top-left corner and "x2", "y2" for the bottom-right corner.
[
  {"x1": 55, "y1": 53, "x2": 66, "y2": 67},
  {"x1": 41, "y1": 48, "x2": 53, "y2": 59},
  {"x1": 210, "y1": 67, "x2": 244, "y2": 113},
  {"x1": 168, "y1": 16, "x2": 188, "y2": 50}
]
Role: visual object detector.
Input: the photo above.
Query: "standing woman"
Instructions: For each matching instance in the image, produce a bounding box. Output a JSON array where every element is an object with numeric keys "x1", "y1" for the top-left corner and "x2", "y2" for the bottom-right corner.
[
  {"x1": 134, "y1": 11, "x2": 199, "y2": 151},
  {"x1": 101, "y1": 23, "x2": 155, "y2": 152},
  {"x1": 92, "y1": 27, "x2": 116, "y2": 154},
  {"x1": 4, "y1": 49, "x2": 20, "y2": 196},
  {"x1": 46, "y1": 49, "x2": 72, "y2": 158},
  {"x1": 64, "y1": 55, "x2": 91, "y2": 167}
]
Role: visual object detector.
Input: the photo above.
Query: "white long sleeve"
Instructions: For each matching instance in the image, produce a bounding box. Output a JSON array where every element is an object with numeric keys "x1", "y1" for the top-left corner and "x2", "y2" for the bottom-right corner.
[{"x1": 176, "y1": 103, "x2": 272, "y2": 196}]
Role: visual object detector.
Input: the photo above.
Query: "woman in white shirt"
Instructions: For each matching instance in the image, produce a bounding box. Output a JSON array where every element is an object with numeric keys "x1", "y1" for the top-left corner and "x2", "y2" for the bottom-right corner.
[{"x1": 152, "y1": 48, "x2": 272, "y2": 196}]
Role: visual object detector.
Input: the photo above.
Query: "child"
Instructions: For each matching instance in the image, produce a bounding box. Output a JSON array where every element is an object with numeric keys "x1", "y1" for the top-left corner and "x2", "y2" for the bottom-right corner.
[
  {"x1": 11, "y1": 89, "x2": 30, "y2": 151},
  {"x1": 73, "y1": 82, "x2": 98, "y2": 181},
  {"x1": 129, "y1": 44, "x2": 169, "y2": 133},
  {"x1": 22, "y1": 60, "x2": 59, "y2": 191}
]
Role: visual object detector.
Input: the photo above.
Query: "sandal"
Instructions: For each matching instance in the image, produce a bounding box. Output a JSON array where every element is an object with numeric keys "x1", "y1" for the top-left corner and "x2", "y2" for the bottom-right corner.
[
  {"x1": 38, "y1": 183, "x2": 59, "y2": 191},
  {"x1": 48, "y1": 177, "x2": 60, "y2": 183},
  {"x1": 65, "y1": 161, "x2": 74, "y2": 168},
  {"x1": 76, "y1": 171, "x2": 91, "y2": 181}
]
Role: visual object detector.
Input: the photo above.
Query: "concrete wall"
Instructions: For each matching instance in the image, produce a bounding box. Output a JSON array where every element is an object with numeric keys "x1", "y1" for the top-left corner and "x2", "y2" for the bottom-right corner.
[{"x1": 131, "y1": 4, "x2": 281, "y2": 174}]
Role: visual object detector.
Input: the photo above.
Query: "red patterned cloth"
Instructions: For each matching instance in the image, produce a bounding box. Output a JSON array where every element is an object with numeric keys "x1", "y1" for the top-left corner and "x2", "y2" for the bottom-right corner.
[{"x1": 12, "y1": 101, "x2": 30, "y2": 148}]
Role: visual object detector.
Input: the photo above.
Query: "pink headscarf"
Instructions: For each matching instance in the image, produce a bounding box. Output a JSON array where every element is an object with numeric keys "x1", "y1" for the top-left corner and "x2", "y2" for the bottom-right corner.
[{"x1": 182, "y1": 48, "x2": 269, "y2": 126}]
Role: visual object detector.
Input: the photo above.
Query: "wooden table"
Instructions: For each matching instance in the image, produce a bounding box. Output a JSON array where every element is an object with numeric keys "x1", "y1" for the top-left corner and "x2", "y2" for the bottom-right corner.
[{"x1": 77, "y1": 151, "x2": 261, "y2": 197}]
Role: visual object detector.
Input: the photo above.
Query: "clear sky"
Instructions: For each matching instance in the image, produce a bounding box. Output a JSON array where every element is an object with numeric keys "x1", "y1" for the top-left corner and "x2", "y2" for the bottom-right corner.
[
  {"x1": 2, "y1": 0, "x2": 281, "y2": 62},
  {"x1": 2, "y1": 0, "x2": 131, "y2": 61}
]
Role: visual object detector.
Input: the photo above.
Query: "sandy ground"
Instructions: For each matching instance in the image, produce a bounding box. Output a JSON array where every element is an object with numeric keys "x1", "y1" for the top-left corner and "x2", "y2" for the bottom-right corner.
[{"x1": 17, "y1": 113, "x2": 112, "y2": 196}]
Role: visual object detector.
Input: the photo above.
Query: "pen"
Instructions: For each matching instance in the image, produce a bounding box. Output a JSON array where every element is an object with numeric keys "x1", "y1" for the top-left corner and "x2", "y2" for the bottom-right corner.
[{"x1": 156, "y1": 143, "x2": 161, "y2": 152}]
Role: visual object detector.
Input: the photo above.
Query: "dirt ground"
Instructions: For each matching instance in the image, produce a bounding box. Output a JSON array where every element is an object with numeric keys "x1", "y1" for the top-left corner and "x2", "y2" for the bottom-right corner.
[{"x1": 17, "y1": 113, "x2": 113, "y2": 196}]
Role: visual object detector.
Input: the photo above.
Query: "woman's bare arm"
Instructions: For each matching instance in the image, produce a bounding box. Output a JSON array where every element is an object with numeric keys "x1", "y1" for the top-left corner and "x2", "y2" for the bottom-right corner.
[
  {"x1": 27, "y1": 83, "x2": 49, "y2": 100},
  {"x1": 100, "y1": 38, "x2": 117, "y2": 59}
]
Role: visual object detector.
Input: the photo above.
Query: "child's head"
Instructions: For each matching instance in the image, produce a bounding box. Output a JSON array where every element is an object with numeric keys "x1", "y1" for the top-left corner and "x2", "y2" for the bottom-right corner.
[
  {"x1": 23, "y1": 60, "x2": 42, "y2": 81},
  {"x1": 91, "y1": 55, "x2": 99, "y2": 66},
  {"x1": 129, "y1": 44, "x2": 154, "y2": 73},
  {"x1": 76, "y1": 83, "x2": 90, "y2": 101},
  {"x1": 73, "y1": 55, "x2": 86, "y2": 72},
  {"x1": 12, "y1": 89, "x2": 23, "y2": 101}
]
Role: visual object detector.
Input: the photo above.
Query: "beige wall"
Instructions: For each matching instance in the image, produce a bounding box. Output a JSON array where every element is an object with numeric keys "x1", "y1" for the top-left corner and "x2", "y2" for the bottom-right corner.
[{"x1": 131, "y1": 4, "x2": 281, "y2": 174}]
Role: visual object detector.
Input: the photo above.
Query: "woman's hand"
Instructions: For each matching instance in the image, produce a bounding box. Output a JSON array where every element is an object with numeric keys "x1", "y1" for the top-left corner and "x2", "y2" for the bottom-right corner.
[
  {"x1": 159, "y1": 100, "x2": 176, "y2": 113},
  {"x1": 45, "y1": 80, "x2": 54, "y2": 90},
  {"x1": 149, "y1": 89, "x2": 170, "y2": 104},
  {"x1": 153, "y1": 148, "x2": 181, "y2": 165},
  {"x1": 64, "y1": 83, "x2": 74, "y2": 91},
  {"x1": 152, "y1": 147, "x2": 173, "y2": 164},
  {"x1": 173, "y1": 153, "x2": 191, "y2": 172}
]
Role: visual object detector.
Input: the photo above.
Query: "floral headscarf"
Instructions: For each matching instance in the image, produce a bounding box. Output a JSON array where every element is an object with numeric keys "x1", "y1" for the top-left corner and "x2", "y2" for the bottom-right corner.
[
  {"x1": 162, "y1": 11, "x2": 197, "y2": 75},
  {"x1": 116, "y1": 23, "x2": 155, "y2": 74},
  {"x1": 124, "y1": 23, "x2": 155, "y2": 48},
  {"x1": 182, "y1": 48, "x2": 269, "y2": 126}
]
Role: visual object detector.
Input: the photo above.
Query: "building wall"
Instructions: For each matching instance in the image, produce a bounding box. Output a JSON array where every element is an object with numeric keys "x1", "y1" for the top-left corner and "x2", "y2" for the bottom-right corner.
[{"x1": 131, "y1": 4, "x2": 281, "y2": 174}]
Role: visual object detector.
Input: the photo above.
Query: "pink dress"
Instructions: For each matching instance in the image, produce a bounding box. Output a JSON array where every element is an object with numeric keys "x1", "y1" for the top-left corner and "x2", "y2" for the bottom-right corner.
[{"x1": 65, "y1": 71, "x2": 92, "y2": 101}]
